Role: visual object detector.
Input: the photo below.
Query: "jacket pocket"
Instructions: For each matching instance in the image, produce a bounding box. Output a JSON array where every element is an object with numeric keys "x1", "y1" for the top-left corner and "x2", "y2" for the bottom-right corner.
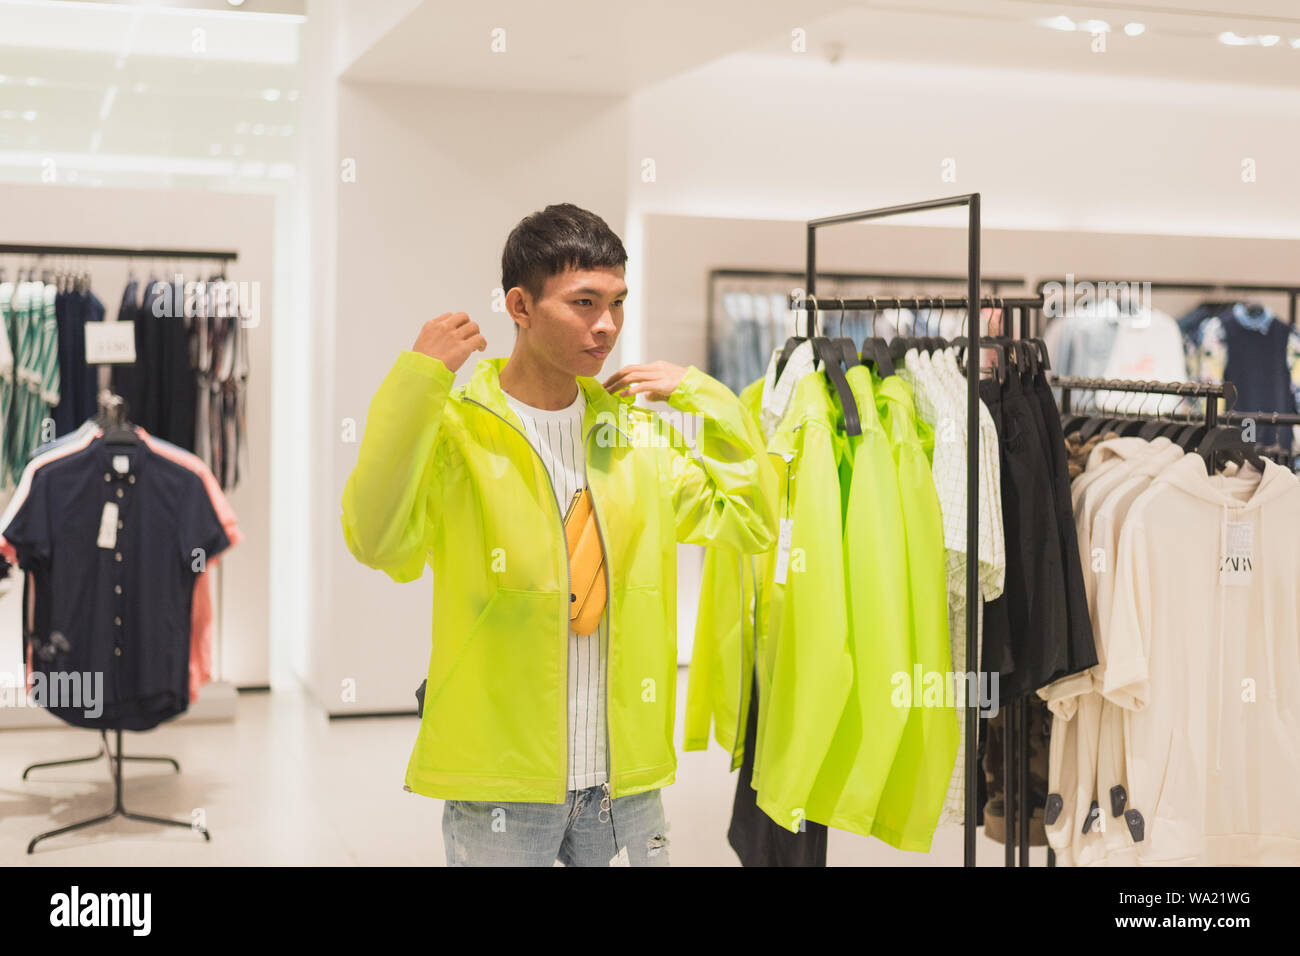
[
  {"x1": 612, "y1": 585, "x2": 675, "y2": 771},
  {"x1": 420, "y1": 587, "x2": 565, "y2": 780},
  {"x1": 1145, "y1": 726, "x2": 1202, "y2": 862}
]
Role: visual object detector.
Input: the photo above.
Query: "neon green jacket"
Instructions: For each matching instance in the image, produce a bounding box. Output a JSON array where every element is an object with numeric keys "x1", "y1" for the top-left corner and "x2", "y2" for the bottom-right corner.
[
  {"x1": 340, "y1": 352, "x2": 778, "y2": 803},
  {"x1": 751, "y1": 370, "x2": 854, "y2": 833},
  {"x1": 684, "y1": 377, "x2": 768, "y2": 766},
  {"x1": 796, "y1": 364, "x2": 912, "y2": 836},
  {"x1": 869, "y1": 372, "x2": 958, "y2": 851}
]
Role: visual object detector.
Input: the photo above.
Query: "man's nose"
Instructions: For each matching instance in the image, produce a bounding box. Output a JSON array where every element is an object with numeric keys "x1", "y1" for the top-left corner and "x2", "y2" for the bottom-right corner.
[{"x1": 594, "y1": 309, "x2": 617, "y2": 336}]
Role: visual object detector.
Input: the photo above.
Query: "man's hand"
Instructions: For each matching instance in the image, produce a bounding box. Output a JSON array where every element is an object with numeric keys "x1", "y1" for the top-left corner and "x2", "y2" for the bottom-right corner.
[
  {"x1": 413, "y1": 312, "x2": 487, "y2": 372},
  {"x1": 602, "y1": 361, "x2": 687, "y2": 403}
]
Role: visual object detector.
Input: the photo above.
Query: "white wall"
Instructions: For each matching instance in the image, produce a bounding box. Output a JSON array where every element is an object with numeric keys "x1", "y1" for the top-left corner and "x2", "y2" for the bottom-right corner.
[
  {"x1": 626, "y1": 52, "x2": 1300, "y2": 237},
  {"x1": 309, "y1": 76, "x2": 630, "y2": 713}
]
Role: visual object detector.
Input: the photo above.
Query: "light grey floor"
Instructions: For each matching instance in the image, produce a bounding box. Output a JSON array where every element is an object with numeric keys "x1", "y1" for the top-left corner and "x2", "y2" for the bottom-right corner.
[{"x1": 0, "y1": 671, "x2": 1045, "y2": 866}]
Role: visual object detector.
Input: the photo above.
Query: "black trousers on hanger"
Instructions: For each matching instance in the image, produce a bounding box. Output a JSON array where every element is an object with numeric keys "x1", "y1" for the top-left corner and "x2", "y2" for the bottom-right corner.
[{"x1": 727, "y1": 670, "x2": 828, "y2": 867}]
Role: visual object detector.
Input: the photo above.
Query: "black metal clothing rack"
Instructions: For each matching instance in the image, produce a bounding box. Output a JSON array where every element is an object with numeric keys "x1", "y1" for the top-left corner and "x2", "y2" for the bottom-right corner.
[
  {"x1": 5, "y1": 240, "x2": 234, "y2": 852},
  {"x1": 708, "y1": 268, "x2": 1025, "y2": 346},
  {"x1": 0, "y1": 242, "x2": 238, "y2": 261},
  {"x1": 798, "y1": 194, "x2": 992, "y2": 866}
]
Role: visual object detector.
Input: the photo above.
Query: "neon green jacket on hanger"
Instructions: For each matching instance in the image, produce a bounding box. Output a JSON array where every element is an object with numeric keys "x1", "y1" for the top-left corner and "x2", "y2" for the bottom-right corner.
[
  {"x1": 751, "y1": 370, "x2": 854, "y2": 833},
  {"x1": 340, "y1": 352, "x2": 778, "y2": 804},
  {"x1": 870, "y1": 371, "x2": 958, "y2": 852},
  {"x1": 796, "y1": 364, "x2": 913, "y2": 837},
  {"x1": 684, "y1": 377, "x2": 769, "y2": 767}
]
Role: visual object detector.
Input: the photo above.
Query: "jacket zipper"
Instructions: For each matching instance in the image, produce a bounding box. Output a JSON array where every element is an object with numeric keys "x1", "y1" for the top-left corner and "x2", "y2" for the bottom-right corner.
[{"x1": 464, "y1": 396, "x2": 572, "y2": 801}]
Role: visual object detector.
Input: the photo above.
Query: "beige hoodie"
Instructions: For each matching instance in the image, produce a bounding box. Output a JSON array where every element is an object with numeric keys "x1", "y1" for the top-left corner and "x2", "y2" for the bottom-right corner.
[{"x1": 1104, "y1": 454, "x2": 1300, "y2": 865}]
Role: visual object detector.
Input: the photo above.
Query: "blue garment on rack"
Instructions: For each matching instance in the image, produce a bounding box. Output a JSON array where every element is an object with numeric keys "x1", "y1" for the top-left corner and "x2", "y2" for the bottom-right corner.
[{"x1": 53, "y1": 289, "x2": 104, "y2": 437}]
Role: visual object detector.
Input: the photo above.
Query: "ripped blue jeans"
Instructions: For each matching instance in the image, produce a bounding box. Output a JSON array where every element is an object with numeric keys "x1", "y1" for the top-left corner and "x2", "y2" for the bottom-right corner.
[{"x1": 442, "y1": 785, "x2": 670, "y2": 867}]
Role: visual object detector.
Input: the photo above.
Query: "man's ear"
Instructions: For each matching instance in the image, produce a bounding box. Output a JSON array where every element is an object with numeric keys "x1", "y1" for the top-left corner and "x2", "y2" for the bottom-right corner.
[{"x1": 505, "y1": 286, "x2": 532, "y2": 332}]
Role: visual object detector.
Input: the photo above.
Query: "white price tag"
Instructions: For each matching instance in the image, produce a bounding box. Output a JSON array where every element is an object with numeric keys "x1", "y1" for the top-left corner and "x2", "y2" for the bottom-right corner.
[
  {"x1": 1220, "y1": 521, "x2": 1254, "y2": 586},
  {"x1": 773, "y1": 517, "x2": 794, "y2": 585},
  {"x1": 85, "y1": 321, "x2": 136, "y2": 364},
  {"x1": 97, "y1": 502, "x2": 119, "y2": 550},
  {"x1": 112, "y1": 455, "x2": 130, "y2": 474}
]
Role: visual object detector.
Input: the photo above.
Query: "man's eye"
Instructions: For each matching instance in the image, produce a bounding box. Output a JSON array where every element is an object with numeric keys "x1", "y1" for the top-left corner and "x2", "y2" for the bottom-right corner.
[{"x1": 575, "y1": 299, "x2": 592, "y2": 306}]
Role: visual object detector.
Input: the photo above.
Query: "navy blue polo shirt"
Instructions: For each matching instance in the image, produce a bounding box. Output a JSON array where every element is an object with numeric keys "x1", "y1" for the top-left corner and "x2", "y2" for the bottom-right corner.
[{"x1": 4, "y1": 436, "x2": 230, "y2": 730}]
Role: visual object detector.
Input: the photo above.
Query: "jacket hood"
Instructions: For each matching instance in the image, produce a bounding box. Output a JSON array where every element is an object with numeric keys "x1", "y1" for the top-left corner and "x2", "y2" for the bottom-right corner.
[
  {"x1": 1085, "y1": 436, "x2": 1161, "y2": 472},
  {"x1": 1155, "y1": 450, "x2": 1296, "y2": 511}
]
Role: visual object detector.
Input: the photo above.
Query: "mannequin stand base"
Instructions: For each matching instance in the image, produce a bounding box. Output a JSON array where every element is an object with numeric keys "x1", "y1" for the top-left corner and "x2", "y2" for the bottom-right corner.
[{"x1": 24, "y1": 727, "x2": 211, "y2": 853}]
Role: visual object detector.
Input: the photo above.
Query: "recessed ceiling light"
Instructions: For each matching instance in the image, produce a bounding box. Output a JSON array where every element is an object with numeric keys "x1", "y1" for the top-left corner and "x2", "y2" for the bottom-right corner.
[
  {"x1": 1259, "y1": 35, "x2": 1280, "y2": 47},
  {"x1": 1039, "y1": 16, "x2": 1075, "y2": 32},
  {"x1": 0, "y1": 76, "x2": 6, "y2": 84},
  {"x1": 1079, "y1": 19, "x2": 1111, "y2": 33},
  {"x1": 0, "y1": 110, "x2": 14, "y2": 120},
  {"x1": 1218, "y1": 32, "x2": 1250, "y2": 46},
  {"x1": 25, "y1": 77, "x2": 41, "y2": 86},
  {"x1": 1124, "y1": 23, "x2": 1145, "y2": 37},
  {"x1": 287, "y1": 90, "x2": 299, "y2": 101},
  {"x1": 262, "y1": 89, "x2": 281, "y2": 101},
  {"x1": 134, "y1": 82, "x2": 148, "y2": 93},
  {"x1": 1291, "y1": 38, "x2": 1300, "y2": 48},
  {"x1": 21, "y1": 110, "x2": 37, "y2": 121}
]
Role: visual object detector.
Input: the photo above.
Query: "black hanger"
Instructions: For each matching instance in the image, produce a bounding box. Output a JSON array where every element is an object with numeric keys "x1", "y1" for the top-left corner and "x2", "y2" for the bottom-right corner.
[
  {"x1": 774, "y1": 291, "x2": 811, "y2": 382},
  {"x1": 1138, "y1": 389, "x2": 1175, "y2": 440},
  {"x1": 889, "y1": 295, "x2": 942, "y2": 366},
  {"x1": 1077, "y1": 383, "x2": 1126, "y2": 441},
  {"x1": 94, "y1": 392, "x2": 138, "y2": 446},
  {"x1": 1116, "y1": 390, "x2": 1154, "y2": 437},
  {"x1": 828, "y1": 297, "x2": 860, "y2": 370},
  {"x1": 1175, "y1": 388, "x2": 1214, "y2": 450},
  {"x1": 1197, "y1": 425, "x2": 1265, "y2": 473},
  {"x1": 858, "y1": 296, "x2": 895, "y2": 378},
  {"x1": 1060, "y1": 380, "x2": 1097, "y2": 435},
  {"x1": 951, "y1": 299, "x2": 1008, "y2": 385},
  {"x1": 805, "y1": 295, "x2": 862, "y2": 436}
]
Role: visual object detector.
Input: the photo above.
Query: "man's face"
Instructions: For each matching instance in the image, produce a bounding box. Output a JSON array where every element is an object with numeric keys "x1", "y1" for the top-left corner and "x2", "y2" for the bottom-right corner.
[{"x1": 524, "y1": 266, "x2": 625, "y2": 376}]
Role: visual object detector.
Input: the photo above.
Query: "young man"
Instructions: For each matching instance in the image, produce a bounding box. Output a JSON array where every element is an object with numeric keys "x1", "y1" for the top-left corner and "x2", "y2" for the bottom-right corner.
[{"x1": 340, "y1": 203, "x2": 777, "y2": 867}]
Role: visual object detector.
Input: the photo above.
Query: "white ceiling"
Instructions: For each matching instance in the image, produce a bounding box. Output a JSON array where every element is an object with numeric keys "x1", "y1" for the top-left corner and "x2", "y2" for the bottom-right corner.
[
  {"x1": 343, "y1": 0, "x2": 1300, "y2": 91},
  {"x1": 0, "y1": 0, "x2": 1296, "y2": 190},
  {"x1": 0, "y1": 0, "x2": 302, "y2": 188}
]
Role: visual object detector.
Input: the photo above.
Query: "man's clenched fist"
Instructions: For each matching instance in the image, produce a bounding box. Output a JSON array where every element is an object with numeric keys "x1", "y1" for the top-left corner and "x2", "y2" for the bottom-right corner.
[{"x1": 414, "y1": 312, "x2": 487, "y2": 372}]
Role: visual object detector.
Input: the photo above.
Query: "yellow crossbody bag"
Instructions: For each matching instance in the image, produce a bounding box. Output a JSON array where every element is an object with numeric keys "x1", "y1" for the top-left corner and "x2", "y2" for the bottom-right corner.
[{"x1": 563, "y1": 488, "x2": 607, "y2": 636}]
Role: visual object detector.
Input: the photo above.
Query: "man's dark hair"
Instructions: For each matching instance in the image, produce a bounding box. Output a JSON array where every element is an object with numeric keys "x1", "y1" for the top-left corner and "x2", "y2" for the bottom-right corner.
[{"x1": 501, "y1": 203, "x2": 627, "y2": 304}]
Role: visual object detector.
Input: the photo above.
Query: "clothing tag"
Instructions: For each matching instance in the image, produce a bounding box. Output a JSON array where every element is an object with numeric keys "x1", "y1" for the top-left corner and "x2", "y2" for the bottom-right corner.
[
  {"x1": 84, "y1": 321, "x2": 137, "y2": 364},
  {"x1": 112, "y1": 455, "x2": 130, "y2": 474},
  {"x1": 609, "y1": 845, "x2": 630, "y2": 867},
  {"x1": 773, "y1": 518, "x2": 794, "y2": 585},
  {"x1": 1220, "y1": 521, "x2": 1253, "y2": 586},
  {"x1": 97, "y1": 502, "x2": 119, "y2": 549}
]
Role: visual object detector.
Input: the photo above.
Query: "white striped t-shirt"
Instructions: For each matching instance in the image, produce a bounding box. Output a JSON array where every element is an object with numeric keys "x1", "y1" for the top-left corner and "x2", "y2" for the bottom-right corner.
[{"x1": 502, "y1": 384, "x2": 608, "y2": 792}]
